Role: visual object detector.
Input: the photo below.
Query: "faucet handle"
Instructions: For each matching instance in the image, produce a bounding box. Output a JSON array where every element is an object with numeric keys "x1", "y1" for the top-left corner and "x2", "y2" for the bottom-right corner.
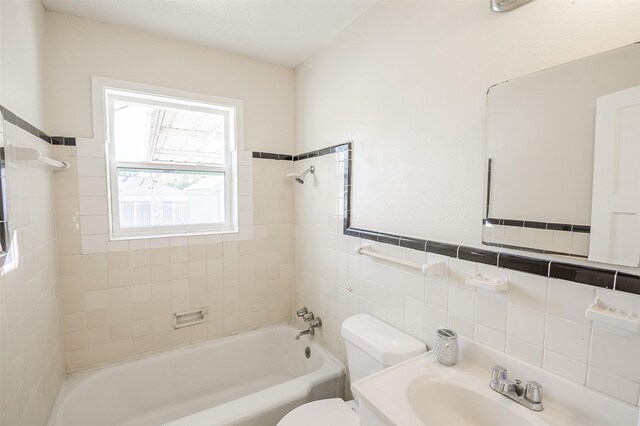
[
  {"x1": 309, "y1": 318, "x2": 322, "y2": 328},
  {"x1": 302, "y1": 312, "x2": 315, "y2": 322},
  {"x1": 296, "y1": 307, "x2": 308, "y2": 317},
  {"x1": 524, "y1": 381, "x2": 543, "y2": 404},
  {"x1": 498, "y1": 378, "x2": 516, "y2": 393},
  {"x1": 491, "y1": 365, "x2": 507, "y2": 384}
]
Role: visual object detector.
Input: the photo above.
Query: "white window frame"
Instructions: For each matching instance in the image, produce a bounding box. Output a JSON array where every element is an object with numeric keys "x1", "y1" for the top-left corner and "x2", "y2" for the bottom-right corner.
[{"x1": 92, "y1": 77, "x2": 243, "y2": 240}]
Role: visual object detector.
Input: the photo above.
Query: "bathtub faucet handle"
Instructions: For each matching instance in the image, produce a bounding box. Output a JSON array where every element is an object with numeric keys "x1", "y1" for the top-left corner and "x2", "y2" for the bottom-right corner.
[
  {"x1": 296, "y1": 307, "x2": 308, "y2": 317},
  {"x1": 302, "y1": 312, "x2": 315, "y2": 322},
  {"x1": 309, "y1": 318, "x2": 322, "y2": 329}
]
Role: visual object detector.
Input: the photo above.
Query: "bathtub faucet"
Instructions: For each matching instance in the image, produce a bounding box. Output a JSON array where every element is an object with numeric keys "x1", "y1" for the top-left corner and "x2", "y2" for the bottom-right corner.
[{"x1": 295, "y1": 318, "x2": 322, "y2": 340}]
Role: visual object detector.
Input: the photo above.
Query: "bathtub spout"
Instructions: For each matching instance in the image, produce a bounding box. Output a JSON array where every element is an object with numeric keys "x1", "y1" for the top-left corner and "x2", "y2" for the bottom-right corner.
[
  {"x1": 295, "y1": 328, "x2": 314, "y2": 340},
  {"x1": 295, "y1": 317, "x2": 322, "y2": 340}
]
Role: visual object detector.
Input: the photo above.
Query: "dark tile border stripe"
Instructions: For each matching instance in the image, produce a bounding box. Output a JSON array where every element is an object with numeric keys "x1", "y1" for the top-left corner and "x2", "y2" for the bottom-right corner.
[
  {"x1": 483, "y1": 218, "x2": 590, "y2": 234},
  {"x1": 485, "y1": 158, "x2": 492, "y2": 218},
  {"x1": 426, "y1": 241, "x2": 458, "y2": 258},
  {"x1": 400, "y1": 236, "x2": 427, "y2": 251},
  {"x1": 2, "y1": 116, "x2": 634, "y2": 298},
  {"x1": 252, "y1": 142, "x2": 352, "y2": 163},
  {"x1": 376, "y1": 232, "x2": 400, "y2": 246},
  {"x1": 329, "y1": 141, "x2": 636, "y2": 296},
  {"x1": 0, "y1": 105, "x2": 75, "y2": 146},
  {"x1": 458, "y1": 246, "x2": 499, "y2": 266},
  {"x1": 549, "y1": 262, "x2": 615, "y2": 289},
  {"x1": 347, "y1": 224, "x2": 631, "y2": 292},
  {"x1": 252, "y1": 151, "x2": 291, "y2": 161},
  {"x1": 498, "y1": 253, "x2": 550, "y2": 276},
  {"x1": 482, "y1": 240, "x2": 588, "y2": 259},
  {"x1": 615, "y1": 272, "x2": 640, "y2": 294}
]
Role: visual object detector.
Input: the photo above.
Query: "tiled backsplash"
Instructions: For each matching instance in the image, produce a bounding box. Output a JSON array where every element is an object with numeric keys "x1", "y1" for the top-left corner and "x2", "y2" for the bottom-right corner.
[
  {"x1": 0, "y1": 120, "x2": 66, "y2": 425},
  {"x1": 293, "y1": 149, "x2": 640, "y2": 407},
  {"x1": 53, "y1": 140, "x2": 293, "y2": 373},
  {"x1": 294, "y1": 142, "x2": 640, "y2": 297}
]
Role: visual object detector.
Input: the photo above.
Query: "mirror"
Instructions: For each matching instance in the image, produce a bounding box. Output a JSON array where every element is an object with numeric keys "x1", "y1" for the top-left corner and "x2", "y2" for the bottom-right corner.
[{"x1": 483, "y1": 42, "x2": 640, "y2": 266}]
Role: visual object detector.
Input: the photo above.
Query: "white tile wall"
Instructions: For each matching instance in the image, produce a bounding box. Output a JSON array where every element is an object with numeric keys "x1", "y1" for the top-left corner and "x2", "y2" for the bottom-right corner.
[
  {"x1": 548, "y1": 278, "x2": 595, "y2": 324},
  {"x1": 587, "y1": 366, "x2": 639, "y2": 405},
  {"x1": 543, "y1": 349, "x2": 587, "y2": 384},
  {"x1": 293, "y1": 151, "x2": 640, "y2": 407},
  {"x1": 0, "y1": 122, "x2": 65, "y2": 426},
  {"x1": 507, "y1": 304, "x2": 545, "y2": 347},
  {"x1": 54, "y1": 139, "x2": 293, "y2": 373},
  {"x1": 3, "y1": 122, "x2": 639, "y2": 419}
]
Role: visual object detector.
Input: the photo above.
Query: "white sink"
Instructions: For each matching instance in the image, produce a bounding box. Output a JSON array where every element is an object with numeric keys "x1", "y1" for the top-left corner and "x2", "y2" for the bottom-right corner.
[
  {"x1": 408, "y1": 378, "x2": 538, "y2": 426},
  {"x1": 352, "y1": 337, "x2": 639, "y2": 426}
]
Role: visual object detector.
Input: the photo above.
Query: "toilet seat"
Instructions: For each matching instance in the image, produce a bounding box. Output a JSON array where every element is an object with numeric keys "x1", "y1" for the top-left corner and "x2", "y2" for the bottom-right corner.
[{"x1": 277, "y1": 398, "x2": 359, "y2": 426}]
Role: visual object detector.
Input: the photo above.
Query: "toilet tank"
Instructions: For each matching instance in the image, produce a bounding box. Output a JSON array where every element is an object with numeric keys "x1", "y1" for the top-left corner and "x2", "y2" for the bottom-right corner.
[{"x1": 341, "y1": 314, "x2": 426, "y2": 383}]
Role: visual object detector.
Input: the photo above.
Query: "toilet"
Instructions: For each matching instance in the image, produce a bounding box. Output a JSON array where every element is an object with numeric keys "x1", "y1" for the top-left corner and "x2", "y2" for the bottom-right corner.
[{"x1": 278, "y1": 313, "x2": 426, "y2": 426}]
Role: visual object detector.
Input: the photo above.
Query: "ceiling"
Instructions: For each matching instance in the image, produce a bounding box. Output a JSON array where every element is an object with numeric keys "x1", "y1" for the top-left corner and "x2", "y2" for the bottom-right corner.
[{"x1": 41, "y1": 0, "x2": 377, "y2": 68}]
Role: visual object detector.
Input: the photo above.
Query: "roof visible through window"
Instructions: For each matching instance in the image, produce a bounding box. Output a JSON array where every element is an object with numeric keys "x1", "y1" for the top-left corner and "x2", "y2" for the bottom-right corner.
[{"x1": 112, "y1": 98, "x2": 227, "y2": 166}]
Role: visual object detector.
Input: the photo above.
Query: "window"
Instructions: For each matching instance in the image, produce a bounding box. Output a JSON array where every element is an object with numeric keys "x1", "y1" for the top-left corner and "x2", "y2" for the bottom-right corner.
[{"x1": 99, "y1": 81, "x2": 240, "y2": 239}]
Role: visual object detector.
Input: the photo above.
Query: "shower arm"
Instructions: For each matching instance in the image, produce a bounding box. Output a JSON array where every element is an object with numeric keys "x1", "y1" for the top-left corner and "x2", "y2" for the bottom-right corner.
[{"x1": 299, "y1": 166, "x2": 314, "y2": 178}]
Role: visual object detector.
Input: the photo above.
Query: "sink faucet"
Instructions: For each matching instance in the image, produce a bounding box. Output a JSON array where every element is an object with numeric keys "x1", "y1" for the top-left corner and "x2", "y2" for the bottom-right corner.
[
  {"x1": 295, "y1": 317, "x2": 322, "y2": 340},
  {"x1": 490, "y1": 365, "x2": 543, "y2": 411}
]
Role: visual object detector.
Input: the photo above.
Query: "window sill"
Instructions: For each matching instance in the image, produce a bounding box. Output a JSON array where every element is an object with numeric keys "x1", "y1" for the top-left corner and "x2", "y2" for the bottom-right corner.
[{"x1": 109, "y1": 228, "x2": 239, "y2": 241}]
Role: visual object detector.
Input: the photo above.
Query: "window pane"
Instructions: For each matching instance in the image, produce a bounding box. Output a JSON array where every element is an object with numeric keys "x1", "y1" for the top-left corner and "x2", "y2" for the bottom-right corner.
[
  {"x1": 112, "y1": 98, "x2": 227, "y2": 166},
  {"x1": 117, "y1": 168, "x2": 226, "y2": 228}
]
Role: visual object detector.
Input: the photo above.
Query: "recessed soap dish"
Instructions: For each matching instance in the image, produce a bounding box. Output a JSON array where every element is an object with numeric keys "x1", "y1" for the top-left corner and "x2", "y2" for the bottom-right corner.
[{"x1": 174, "y1": 307, "x2": 208, "y2": 329}]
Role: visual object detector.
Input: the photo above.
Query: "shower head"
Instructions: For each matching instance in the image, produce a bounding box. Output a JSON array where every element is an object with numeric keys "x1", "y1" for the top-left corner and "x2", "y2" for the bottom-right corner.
[
  {"x1": 294, "y1": 166, "x2": 315, "y2": 184},
  {"x1": 490, "y1": 0, "x2": 533, "y2": 12}
]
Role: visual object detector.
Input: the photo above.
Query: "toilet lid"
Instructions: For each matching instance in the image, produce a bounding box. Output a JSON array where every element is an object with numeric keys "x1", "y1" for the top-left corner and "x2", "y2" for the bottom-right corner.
[{"x1": 277, "y1": 399, "x2": 359, "y2": 426}]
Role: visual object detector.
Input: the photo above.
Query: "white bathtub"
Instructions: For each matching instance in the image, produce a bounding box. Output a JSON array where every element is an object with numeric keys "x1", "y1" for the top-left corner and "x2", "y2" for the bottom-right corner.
[{"x1": 48, "y1": 325, "x2": 345, "y2": 426}]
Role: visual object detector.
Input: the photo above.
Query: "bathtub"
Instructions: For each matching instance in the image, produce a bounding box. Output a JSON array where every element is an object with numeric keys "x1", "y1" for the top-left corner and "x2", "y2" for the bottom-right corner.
[{"x1": 48, "y1": 325, "x2": 345, "y2": 426}]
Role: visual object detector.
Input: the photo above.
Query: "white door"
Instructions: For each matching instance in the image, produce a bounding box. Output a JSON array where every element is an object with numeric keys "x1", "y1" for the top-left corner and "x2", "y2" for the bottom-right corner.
[{"x1": 589, "y1": 85, "x2": 640, "y2": 267}]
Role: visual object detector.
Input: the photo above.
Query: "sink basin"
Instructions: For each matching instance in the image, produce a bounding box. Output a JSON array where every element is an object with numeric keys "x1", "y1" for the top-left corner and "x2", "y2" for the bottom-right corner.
[
  {"x1": 408, "y1": 378, "x2": 536, "y2": 426},
  {"x1": 352, "y1": 337, "x2": 639, "y2": 426}
]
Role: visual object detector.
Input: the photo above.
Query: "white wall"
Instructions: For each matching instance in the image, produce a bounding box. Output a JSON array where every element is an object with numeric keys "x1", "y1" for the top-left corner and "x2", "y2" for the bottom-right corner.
[
  {"x1": 54, "y1": 140, "x2": 293, "y2": 373},
  {"x1": 294, "y1": 0, "x2": 640, "y2": 246},
  {"x1": 0, "y1": 0, "x2": 46, "y2": 130},
  {"x1": 294, "y1": 151, "x2": 640, "y2": 406},
  {"x1": 0, "y1": 123, "x2": 65, "y2": 426},
  {"x1": 0, "y1": 3, "x2": 65, "y2": 425},
  {"x1": 293, "y1": 0, "x2": 640, "y2": 408},
  {"x1": 41, "y1": 12, "x2": 296, "y2": 373},
  {"x1": 44, "y1": 11, "x2": 294, "y2": 154}
]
